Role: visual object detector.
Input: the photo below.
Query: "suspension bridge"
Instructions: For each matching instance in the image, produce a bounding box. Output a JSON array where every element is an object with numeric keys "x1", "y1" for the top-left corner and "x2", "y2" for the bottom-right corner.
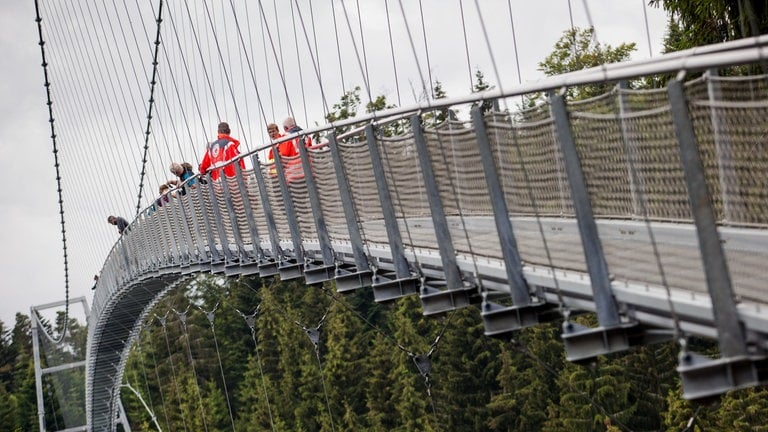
[{"x1": 25, "y1": 0, "x2": 768, "y2": 430}]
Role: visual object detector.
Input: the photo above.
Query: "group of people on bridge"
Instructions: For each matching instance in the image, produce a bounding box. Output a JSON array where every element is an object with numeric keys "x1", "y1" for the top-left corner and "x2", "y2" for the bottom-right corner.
[{"x1": 107, "y1": 118, "x2": 311, "y2": 236}]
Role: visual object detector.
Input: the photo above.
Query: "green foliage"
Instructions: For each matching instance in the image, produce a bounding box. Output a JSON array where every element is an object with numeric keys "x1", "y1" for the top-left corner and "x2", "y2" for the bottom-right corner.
[
  {"x1": 536, "y1": 27, "x2": 636, "y2": 103},
  {"x1": 650, "y1": 0, "x2": 768, "y2": 53},
  {"x1": 325, "y1": 86, "x2": 362, "y2": 125}
]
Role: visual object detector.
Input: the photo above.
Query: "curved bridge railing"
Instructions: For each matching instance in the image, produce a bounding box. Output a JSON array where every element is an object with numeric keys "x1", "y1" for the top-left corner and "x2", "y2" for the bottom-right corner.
[{"x1": 87, "y1": 37, "x2": 768, "y2": 430}]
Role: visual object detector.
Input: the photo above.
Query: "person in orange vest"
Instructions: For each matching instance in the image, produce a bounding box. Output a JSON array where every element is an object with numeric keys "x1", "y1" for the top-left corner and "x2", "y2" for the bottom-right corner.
[
  {"x1": 267, "y1": 122, "x2": 297, "y2": 160},
  {"x1": 280, "y1": 117, "x2": 313, "y2": 183},
  {"x1": 199, "y1": 122, "x2": 245, "y2": 180}
]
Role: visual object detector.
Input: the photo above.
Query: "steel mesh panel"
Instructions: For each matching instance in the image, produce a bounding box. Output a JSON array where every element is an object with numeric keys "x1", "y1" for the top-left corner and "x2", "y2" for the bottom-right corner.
[
  {"x1": 309, "y1": 145, "x2": 349, "y2": 243},
  {"x1": 243, "y1": 170, "x2": 270, "y2": 252},
  {"x1": 283, "y1": 154, "x2": 318, "y2": 241},
  {"x1": 260, "y1": 160, "x2": 291, "y2": 240},
  {"x1": 211, "y1": 181, "x2": 237, "y2": 252},
  {"x1": 423, "y1": 120, "x2": 502, "y2": 260},
  {"x1": 568, "y1": 89, "x2": 618, "y2": 114},
  {"x1": 225, "y1": 176, "x2": 253, "y2": 250},
  {"x1": 491, "y1": 115, "x2": 572, "y2": 215},
  {"x1": 620, "y1": 106, "x2": 691, "y2": 220},
  {"x1": 190, "y1": 186, "x2": 211, "y2": 259},
  {"x1": 379, "y1": 133, "x2": 440, "y2": 252},
  {"x1": 711, "y1": 74, "x2": 768, "y2": 101},
  {"x1": 200, "y1": 183, "x2": 223, "y2": 249},
  {"x1": 168, "y1": 198, "x2": 191, "y2": 262},
  {"x1": 339, "y1": 138, "x2": 387, "y2": 245},
  {"x1": 155, "y1": 203, "x2": 176, "y2": 263},
  {"x1": 178, "y1": 192, "x2": 204, "y2": 260},
  {"x1": 617, "y1": 86, "x2": 670, "y2": 112},
  {"x1": 682, "y1": 76, "x2": 708, "y2": 101},
  {"x1": 690, "y1": 100, "x2": 768, "y2": 225},
  {"x1": 570, "y1": 111, "x2": 635, "y2": 217}
]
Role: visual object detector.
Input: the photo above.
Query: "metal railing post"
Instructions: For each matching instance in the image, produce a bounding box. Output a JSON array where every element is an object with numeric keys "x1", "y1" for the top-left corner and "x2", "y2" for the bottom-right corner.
[
  {"x1": 668, "y1": 78, "x2": 746, "y2": 355},
  {"x1": 551, "y1": 92, "x2": 620, "y2": 327},
  {"x1": 297, "y1": 138, "x2": 335, "y2": 266},
  {"x1": 410, "y1": 115, "x2": 464, "y2": 289},
  {"x1": 471, "y1": 106, "x2": 530, "y2": 305},
  {"x1": 273, "y1": 142, "x2": 305, "y2": 266},
  {"x1": 206, "y1": 177, "x2": 236, "y2": 262},
  {"x1": 250, "y1": 154, "x2": 284, "y2": 260},
  {"x1": 327, "y1": 132, "x2": 370, "y2": 272},
  {"x1": 196, "y1": 175, "x2": 222, "y2": 263},
  {"x1": 365, "y1": 124, "x2": 410, "y2": 279},
  {"x1": 220, "y1": 173, "x2": 248, "y2": 261},
  {"x1": 234, "y1": 163, "x2": 266, "y2": 259}
]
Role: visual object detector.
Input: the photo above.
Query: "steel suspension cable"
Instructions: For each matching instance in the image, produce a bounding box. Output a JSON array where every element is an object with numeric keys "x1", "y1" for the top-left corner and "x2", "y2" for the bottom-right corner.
[
  {"x1": 135, "y1": 0, "x2": 165, "y2": 216},
  {"x1": 395, "y1": 0, "x2": 431, "y2": 104},
  {"x1": 164, "y1": 2, "x2": 213, "y2": 153},
  {"x1": 641, "y1": 0, "x2": 653, "y2": 57},
  {"x1": 125, "y1": 0, "x2": 200, "y2": 166},
  {"x1": 199, "y1": 0, "x2": 255, "y2": 152},
  {"x1": 172, "y1": 305, "x2": 210, "y2": 432},
  {"x1": 31, "y1": 1, "x2": 105, "y2": 262},
  {"x1": 330, "y1": 0, "x2": 347, "y2": 93},
  {"x1": 471, "y1": 0, "x2": 567, "y2": 308},
  {"x1": 289, "y1": 0, "x2": 331, "y2": 117},
  {"x1": 383, "y1": 0, "x2": 402, "y2": 106},
  {"x1": 33, "y1": 0, "x2": 70, "y2": 344},
  {"x1": 180, "y1": 0, "x2": 223, "y2": 124},
  {"x1": 417, "y1": 0, "x2": 435, "y2": 99},
  {"x1": 198, "y1": 303, "x2": 237, "y2": 432},
  {"x1": 239, "y1": 0, "x2": 269, "y2": 131},
  {"x1": 142, "y1": 321, "x2": 173, "y2": 430},
  {"x1": 232, "y1": 304, "x2": 276, "y2": 432},
  {"x1": 505, "y1": 0, "x2": 524, "y2": 86},
  {"x1": 339, "y1": 1, "x2": 373, "y2": 104},
  {"x1": 308, "y1": 2, "x2": 323, "y2": 95},
  {"x1": 458, "y1": 0, "x2": 474, "y2": 92},
  {"x1": 256, "y1": 0, "x2": 297, "y2": 119},
  {"x1": 288, "y1": 0, "x2": 311, "y2": 127},
  {"x1": 45, "y1": 1, "x2": 137, "y2": 216},
  {"x1": 156, "y1": 312, "x2": 189, "y2": 432},
  {"x1": 224, "y1": 0, "x2": 278, "y2": 138},
  {"x1": 108, "y1": 2, "x2": 189, "y2": 187},
  {"x1": 264, "y1": 295, "x2": 337, "y2": 432},
  {"x1": 355, "y1": 0, "x2": 372, "y2": 102},
  {"x1": 256, "y1": 2, "x2": 276, "y2": 122},
  {"x1": 71, "y1": 0, "x2": 145, "y2": 207},
  {"x1": 134, "y1": 329, "x2": 158, "y2": 420},
  {"x1": 121, "y1": 381, "x2": 165, "y2": 432}
]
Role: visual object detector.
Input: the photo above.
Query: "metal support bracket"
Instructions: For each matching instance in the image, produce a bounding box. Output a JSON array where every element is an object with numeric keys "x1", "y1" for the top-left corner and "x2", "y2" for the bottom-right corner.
[
  {"x1": 481, "y1": 300, "x2": 560, "y2": 338},
  {"x1": 677, "y1": 351, "x2": 768, "y2": 400}
]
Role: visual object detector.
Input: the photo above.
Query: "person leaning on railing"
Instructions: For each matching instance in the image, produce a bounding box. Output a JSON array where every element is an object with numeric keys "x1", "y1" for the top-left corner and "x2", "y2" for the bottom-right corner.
[
  {"x1": 168, "y1": 161, "x2": 197, "y2": 193},
  {"x1": 107, "y1": 215, "x2": 129, "y2": 235}
]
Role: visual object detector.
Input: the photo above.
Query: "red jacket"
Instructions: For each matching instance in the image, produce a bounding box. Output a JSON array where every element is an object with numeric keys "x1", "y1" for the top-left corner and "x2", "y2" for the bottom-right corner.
[{"x1": 199, "y1": 134, "x2": 245, "y2": 180}]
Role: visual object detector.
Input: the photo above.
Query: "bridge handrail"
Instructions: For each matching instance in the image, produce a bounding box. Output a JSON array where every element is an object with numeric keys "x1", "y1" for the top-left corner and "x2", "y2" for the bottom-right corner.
[{"x1": 88, "y1": 40, "x2": 768, "y2": 430}]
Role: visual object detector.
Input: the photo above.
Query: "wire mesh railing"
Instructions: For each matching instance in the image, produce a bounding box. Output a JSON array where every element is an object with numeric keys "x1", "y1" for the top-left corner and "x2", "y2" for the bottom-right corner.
[{"x1": 88, "y1": 41, "x2": 768, "y2": 430}]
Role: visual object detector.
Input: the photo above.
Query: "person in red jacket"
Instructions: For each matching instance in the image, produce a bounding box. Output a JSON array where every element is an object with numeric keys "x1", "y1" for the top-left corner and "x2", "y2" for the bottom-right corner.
[{"x1": 199, "y1": 122, "x2": 245, "y2": 180}]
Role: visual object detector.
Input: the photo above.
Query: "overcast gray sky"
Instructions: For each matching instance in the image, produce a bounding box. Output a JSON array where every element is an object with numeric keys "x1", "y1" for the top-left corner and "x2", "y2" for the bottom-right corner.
[{"x1": 0, "y1": 0, "x2": 669, "y2": 327}]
